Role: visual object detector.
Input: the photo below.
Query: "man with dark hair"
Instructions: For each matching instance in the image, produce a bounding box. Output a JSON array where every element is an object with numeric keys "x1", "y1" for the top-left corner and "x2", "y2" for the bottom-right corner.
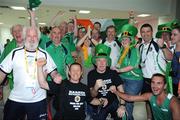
[
  {"x1": 139, "y1": 23, "x2": 170, "y2": 120},
  {"x1": 110, "y1": 73, "x2": 180, "y2": 120},
  {"x1": 94, "y1": 22, "x2": 101, "y2": 31},
  {"x1": 37, "y1": 61, "x2": 107, "y2": 120},
  {"x1": 103, "y1": 25, "x2": 121, "y2": 67}
]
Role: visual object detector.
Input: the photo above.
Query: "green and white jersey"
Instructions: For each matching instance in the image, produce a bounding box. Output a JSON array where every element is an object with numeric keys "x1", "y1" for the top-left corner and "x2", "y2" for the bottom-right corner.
[{"x1": 0, "y1": 46, "x2": 56, "y2": 103}]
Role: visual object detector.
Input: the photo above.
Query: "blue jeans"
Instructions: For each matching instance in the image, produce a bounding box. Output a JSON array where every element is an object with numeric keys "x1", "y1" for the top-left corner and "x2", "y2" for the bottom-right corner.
[
  {"x1": 122, "y1": 78, "x2": 143, "y2": 120},
  {"x1": 89, "y1": 100, "x2": 121, "y2": 120}
]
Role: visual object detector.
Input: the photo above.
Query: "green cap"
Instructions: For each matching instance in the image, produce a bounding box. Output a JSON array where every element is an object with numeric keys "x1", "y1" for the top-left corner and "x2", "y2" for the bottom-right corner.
[
  {"x1": 118, "y1": 24, "x2": 138, "y2": 46},
  {"x1": 92, "y1": 44, "x2": 111, "y2": 66},
  {"x1": 29, "y1": 0, "x2": 41, "y2": 10}
]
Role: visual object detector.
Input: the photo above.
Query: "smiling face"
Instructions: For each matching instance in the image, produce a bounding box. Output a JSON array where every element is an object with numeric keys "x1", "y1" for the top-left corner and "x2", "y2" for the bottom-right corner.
[
  {"x1": 50, "y1": 27, "x2": 61, "y2": 45},
  {"x1": 96, "y1": 57, "x2": 107, "y2": 73},
  {"x1": 140, "y1": 26, "x2": 153, "y2": 44},
  {"x1": 121, "y1": 37, "x2": 131, "y2": 48},
  {"x1": 151, "y1": 76, "x2": 166, "y2": 96},
  {"x1": 24, "y1": 27, "x2": 39, "y2": 51},
  {"x1": 171, "y1": 28, "x2": 180, "y2": 45},
  {"x1": 12, "y1": 24, "x2": 23, "y2": 43},
  {"x1": 106, "y1": 27, "x2": 116, "y2": 41},
  {"x1": 69, "y1": 64, "x2": 83, "y2": 83}
]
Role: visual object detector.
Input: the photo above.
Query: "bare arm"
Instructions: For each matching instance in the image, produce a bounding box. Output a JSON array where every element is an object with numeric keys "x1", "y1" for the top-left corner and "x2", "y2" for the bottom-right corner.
[
  {"x1": 157, "y1": 38, "x2": 173, "y2": 60},
  {"x1": 90, "y1": 79, "x2": 103, "y2": 97},
  {"x1": 110, "y1": 86, "x2": 152, "y2": 102},
  {"x1": 161, "y1": 47, "x2": 173, "y2": 60},
  {"x1": 37, "y1": 65, "x2": 49, "y2": 90},
  {"x1": 115, "y1": 91, "x2": 151, "y2": 102},
  {"x1": 28, "y1": 9, "x2": 36, "y2": 27},
  {"x1": 48, "y1": 11, "x2": 64, "y2": 27},
  {"x1": 0, "y1": 70, "x2": 6, "y2": 84},
  {"x1": 73, "y1": 16, "x2": 78, "y2": 37},
  {"x1": 118, "y1": 66, "x2": 133, "y2": 73},
  {"x1": 117, "y1": 85, "x2": 126, "y2": 105},
  {"x1": 170, "y1": 97, "x2": 180, "y2": 120},
  {"x1": 37, "y1": 58, "x2": 62, "y2": 90}
]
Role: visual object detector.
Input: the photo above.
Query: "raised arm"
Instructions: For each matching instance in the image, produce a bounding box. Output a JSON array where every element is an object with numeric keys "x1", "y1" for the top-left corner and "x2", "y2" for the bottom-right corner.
[
  {"x1": 157, "y1": 38, "x2": 173, "y2": 60},
  {"x1": 48, "y1": 10, "x2": 64, "y2": 27},
  {"x1": 37, "y1": 58, "x2": 49, "y2": 90},
  {"x1": 28, "y1": 9, "x2": 36, "y2": 27},
  {"x1": 89, "y1": 79, "x2": 103, "y2": 97}
]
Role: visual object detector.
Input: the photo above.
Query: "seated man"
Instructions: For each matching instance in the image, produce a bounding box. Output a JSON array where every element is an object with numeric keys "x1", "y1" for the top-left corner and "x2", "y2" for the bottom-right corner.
[{"x1": 87, "y1": 44, "x2": 125, "y2": 120}]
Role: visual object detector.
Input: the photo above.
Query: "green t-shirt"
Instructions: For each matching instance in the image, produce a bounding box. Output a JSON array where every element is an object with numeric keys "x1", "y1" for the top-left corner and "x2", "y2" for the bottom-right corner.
[
  {"x1": 150, "y1": 93, "x2": 173, "y2": 120},
  {"x1": 46, "y1": 42, "x2": 74, "y2": 80},
  {"x1": 0, "y1": 39, "x2": 17, "y2": 89},
  {"x1": 39, "y1": 33, "x2": 50, "y2": 49},
  {"x1": 119, "y1": 47, "x2": 143, "y2": 80}
]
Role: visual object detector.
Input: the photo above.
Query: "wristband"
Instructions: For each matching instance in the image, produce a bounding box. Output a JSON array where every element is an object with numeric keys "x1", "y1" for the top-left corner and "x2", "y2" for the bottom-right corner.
[{"x1": 160, "y1": 44, "x2": 166, "y2": 49}]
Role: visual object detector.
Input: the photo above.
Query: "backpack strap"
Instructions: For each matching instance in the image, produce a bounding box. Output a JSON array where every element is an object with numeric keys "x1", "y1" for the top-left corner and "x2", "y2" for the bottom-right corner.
[{"x1": 151, "y1": 40, "x2": 159, "y2": 53}]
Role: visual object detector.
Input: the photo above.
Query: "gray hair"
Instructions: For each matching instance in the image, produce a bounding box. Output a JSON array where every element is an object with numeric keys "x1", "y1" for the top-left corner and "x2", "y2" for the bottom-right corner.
[{"x1": 10, "y1": 24, "x2": 23, "y2": 35}]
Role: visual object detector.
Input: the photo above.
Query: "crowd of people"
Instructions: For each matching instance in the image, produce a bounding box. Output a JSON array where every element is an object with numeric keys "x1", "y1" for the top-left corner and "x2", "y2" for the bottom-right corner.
[{"x1": 0, "y1": 7, "x2": 180, "y2": 120}]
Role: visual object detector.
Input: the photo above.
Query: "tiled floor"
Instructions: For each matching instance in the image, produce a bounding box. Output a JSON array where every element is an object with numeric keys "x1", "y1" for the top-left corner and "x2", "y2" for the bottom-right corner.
[
  {"x1": 0, "y1": 100, "x2": 147, "y2": 120},
  {"x1": 133, "y1": 102, "x2": 147, "y2": 120}
]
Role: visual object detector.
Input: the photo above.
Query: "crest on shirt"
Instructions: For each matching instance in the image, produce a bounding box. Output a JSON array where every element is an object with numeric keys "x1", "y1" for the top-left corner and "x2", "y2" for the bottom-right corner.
[
  {"x1": 113, "y1": 43, "x2": 116, "y2": 47},
  {"x1": 74, "y1": 96, "x2": 81, "y2": 102}
]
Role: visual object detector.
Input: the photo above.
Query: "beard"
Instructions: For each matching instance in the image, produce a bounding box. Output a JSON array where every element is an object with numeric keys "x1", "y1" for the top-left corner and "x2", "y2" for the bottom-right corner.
[{"x1": 25, "y1": 41, "x2": 38, "y2": 51}]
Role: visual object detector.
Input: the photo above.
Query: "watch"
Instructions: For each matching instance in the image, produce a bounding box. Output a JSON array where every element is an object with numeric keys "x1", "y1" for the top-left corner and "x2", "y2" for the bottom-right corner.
[{"x1": 160, "y1": 44, "x2": 167, "y2": 49}]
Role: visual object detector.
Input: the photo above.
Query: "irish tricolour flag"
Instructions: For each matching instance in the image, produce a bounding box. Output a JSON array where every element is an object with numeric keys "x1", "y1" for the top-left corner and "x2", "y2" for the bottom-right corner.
[{"x1": 77, "y1": 18, "x2": 128, "y2": 36}]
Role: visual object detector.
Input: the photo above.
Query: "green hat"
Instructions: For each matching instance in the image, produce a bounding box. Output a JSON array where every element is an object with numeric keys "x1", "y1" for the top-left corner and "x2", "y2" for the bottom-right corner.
[
  {"x1": 171, "y1": 19, "x2": 180, "y2": 29},
  {"x1": 29, "y1": 0, "x2": 41, "y2": 10},
  {"x1": 156, "y1": 22, "x2": 172, "y2": 38},
  {"x1": 118, "y1": 24, "x2": 138, "y2": 46},
  {"x1": 92, "y1": 44, "x2": 111, "y2": 66},
  {"x1": 156, "y1": 19, "x2": 180, "y2": 38}
]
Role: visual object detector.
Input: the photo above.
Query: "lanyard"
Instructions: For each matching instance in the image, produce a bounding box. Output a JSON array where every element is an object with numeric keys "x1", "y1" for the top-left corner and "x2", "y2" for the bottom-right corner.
[
  {"x1": 140, "y1": 40, "x2": 153, "y2": 63},
  {"x1": 24, "y1": 48, "x2": 38, "y2": 79}
]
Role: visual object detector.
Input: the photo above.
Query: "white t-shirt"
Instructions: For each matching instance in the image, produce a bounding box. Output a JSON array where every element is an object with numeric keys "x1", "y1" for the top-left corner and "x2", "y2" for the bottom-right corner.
[
  {"x1": 104, "y1": 40, "x2": 120, "y2": 67},
  {"x1": 0, "y1": 46, "x2": 56, "y2": 103},
  {"x1": 140, "y1": 41, "x2": 166, "y2": 78}
]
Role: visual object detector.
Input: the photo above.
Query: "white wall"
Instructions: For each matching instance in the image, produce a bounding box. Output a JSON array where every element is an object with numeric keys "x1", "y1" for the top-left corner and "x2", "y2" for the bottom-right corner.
[{"x1": 0, "y1": 26, "x2": 12, "y2": 45}]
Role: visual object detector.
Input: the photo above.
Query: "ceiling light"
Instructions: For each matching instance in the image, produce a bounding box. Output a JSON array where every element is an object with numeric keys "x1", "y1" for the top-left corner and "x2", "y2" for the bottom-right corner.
[
  {"x1": 137, "y1": 14, "x2": 150, "y2": 17},
  {"x1": 10, "y1": 6, "x2": 26, "y2": 10},
  {"x1": 0, "y1": 22, "x2": 4, "y2": 25},
  {"x1": 79, "y1": 10, "x2": 90, "y2": 14},
  {"x1": 38, "y1": 23, "x2": 46, "y2": 25}
]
